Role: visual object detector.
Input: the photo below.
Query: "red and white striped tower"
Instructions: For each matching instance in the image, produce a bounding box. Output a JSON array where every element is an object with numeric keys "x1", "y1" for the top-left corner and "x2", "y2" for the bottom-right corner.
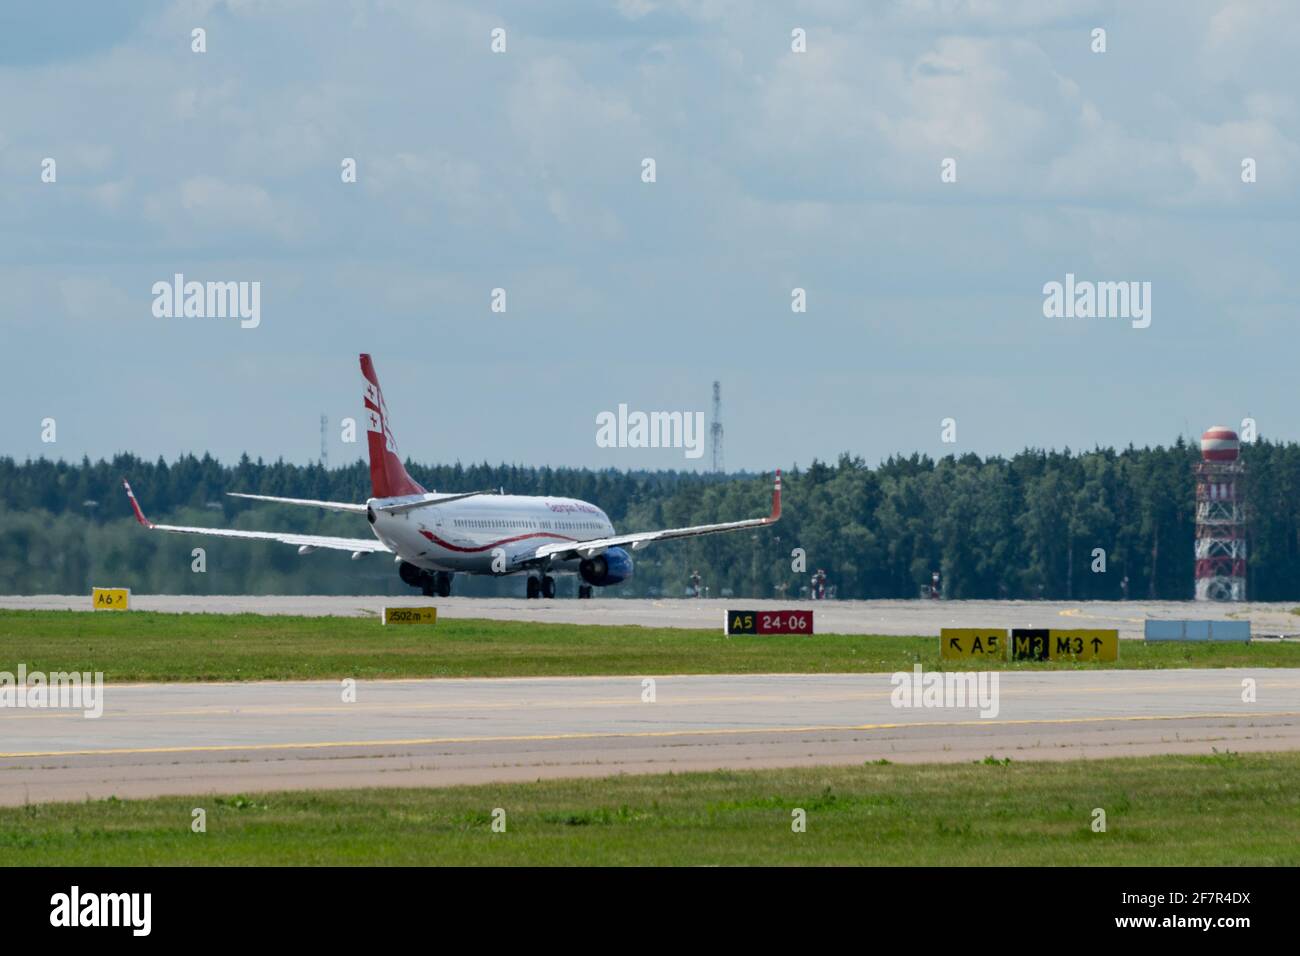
[{"x1": 1194, "y1": 426, "x2": 1246, "y2": 601}]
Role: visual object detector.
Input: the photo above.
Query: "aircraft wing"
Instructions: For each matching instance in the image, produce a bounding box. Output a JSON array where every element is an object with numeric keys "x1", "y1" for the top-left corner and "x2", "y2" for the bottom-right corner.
[
  {"x1": 528, "y1": 471, "x2": 781, "y2": 562},
  {"x1": 226, "y1": 493, "x2": 369, "y2": 514},
  {"x1": 227, "y1": 490, "x2": 495, "y2": 516},
  {"x1": 125, "y1": 481, "x2": 390, "y2": 555}
]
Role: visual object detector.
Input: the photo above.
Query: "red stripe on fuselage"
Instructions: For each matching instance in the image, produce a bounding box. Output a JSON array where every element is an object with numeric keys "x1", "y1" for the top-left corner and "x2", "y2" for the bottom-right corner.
[{"x1": 418, "y1": 530, "x2": 580, "y2": 553}]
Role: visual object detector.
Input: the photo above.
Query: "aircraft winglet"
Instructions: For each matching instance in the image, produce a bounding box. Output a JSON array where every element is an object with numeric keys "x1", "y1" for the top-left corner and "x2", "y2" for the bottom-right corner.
[{"x1": 122, "y1": 480, "x2": 154, "y2": 528}]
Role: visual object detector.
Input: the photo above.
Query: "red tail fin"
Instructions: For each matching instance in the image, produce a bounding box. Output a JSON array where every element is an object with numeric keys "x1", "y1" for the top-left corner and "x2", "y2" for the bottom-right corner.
[
  {"x1": 360, "y1": 354, "x2": 426, "y2": 499},
  {"x1": 767, "y1": 470, "x2": 782, "y2": 523}
]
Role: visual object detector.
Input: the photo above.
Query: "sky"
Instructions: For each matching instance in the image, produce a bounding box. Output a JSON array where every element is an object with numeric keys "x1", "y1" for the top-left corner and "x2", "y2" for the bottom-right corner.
[{"x1": 2, "y1": 0, "x2": 1298, "y2": 474}]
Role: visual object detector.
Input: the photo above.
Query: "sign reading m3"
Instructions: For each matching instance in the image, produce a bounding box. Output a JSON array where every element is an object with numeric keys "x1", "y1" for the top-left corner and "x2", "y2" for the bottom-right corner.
[
  {"x1": 1010, "y1": 628, "x2": 1051, "y2": 660},
  {"x1": 1011, "y1": 627, "x2": 1118, "y2": 662},
  {"x1": 940, "y1": 628, "x2": 1008, "y2": 660},
  {"x1": 1048, "y1": 628, "x2": 1119, "y2": 662},
  {"x1": 382, "y1": 607, "x2": 437, "y2": 626},
  {"x1": 91, "y1": 587, "x2": 130, "y2": 611}
]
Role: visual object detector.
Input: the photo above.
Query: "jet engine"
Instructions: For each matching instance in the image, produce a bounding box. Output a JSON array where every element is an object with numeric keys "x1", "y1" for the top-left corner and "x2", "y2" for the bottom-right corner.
[{"x1": 578, "y1": 547, "x2": 633, "y2": 587}]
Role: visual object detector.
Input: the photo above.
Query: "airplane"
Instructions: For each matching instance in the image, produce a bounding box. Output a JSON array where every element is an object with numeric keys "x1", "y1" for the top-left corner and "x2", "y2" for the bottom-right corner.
[{"x1": 124, "y1": 353, "x2": 781, "y2": 599}]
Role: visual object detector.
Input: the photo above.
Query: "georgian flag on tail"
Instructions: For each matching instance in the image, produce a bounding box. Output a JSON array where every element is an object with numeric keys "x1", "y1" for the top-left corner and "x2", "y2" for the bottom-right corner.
[{"x1": 361, "y1": 353, "x2": 425, "y2": 499}]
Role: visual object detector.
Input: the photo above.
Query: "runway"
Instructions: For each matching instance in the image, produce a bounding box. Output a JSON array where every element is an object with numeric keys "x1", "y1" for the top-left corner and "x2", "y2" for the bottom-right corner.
[
  {"x1": 7, "y1": 594, "x2": 1300, "y2": 639},
  {"x1": 1, "y1": 669, "x2": 1296, "y2": 805}
]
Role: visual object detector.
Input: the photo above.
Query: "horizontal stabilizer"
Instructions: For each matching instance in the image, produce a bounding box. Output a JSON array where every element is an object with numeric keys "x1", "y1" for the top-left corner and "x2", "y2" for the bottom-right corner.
[{"x1": 372, "y1": 490, "x2": 496, "y2": 515}]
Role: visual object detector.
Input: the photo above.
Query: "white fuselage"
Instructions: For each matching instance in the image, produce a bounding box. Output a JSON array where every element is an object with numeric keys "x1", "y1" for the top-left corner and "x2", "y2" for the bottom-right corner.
[{"x1": 369, "y1": 493, "x2": 615, "y2": 574}]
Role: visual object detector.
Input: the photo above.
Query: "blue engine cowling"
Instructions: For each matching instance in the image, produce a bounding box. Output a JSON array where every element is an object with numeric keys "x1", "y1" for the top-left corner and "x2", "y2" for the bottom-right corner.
[{"x1": 579, "y1": 547, "x2": 633, "y2": 587}]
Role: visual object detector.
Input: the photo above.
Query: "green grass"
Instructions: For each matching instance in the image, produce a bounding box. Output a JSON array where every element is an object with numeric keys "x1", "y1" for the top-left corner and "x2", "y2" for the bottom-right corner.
[
  {"x1": 1, "y1": 610, "x2": 1296, "y2": 682},
  {"x1": 1, "y1": 752, "x2": 1296, "y2": 865}
]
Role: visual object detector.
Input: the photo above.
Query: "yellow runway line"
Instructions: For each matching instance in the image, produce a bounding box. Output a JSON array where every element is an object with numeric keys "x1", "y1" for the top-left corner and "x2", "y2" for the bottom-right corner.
[{"x1": 2, "y1": 710, "x2": 1297, "y2": 759}]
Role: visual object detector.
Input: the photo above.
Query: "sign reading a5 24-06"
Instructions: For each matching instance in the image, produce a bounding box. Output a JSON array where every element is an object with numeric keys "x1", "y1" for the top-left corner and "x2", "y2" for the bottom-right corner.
[{"x1": 725, "y1": 610, "x2": 813, "y2": 636}]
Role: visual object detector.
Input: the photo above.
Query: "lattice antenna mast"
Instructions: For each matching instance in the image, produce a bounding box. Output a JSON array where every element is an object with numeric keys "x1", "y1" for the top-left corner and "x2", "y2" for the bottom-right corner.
[
  {"x1": 710, "y1": 381, "x2": 724, "y2": 474},
  {"x1": 320, "y1": 414, "x2": 328, "y2": 468}
]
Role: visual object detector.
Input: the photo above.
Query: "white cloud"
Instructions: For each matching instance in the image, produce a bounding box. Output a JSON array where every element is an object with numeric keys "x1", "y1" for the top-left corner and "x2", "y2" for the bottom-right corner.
[
  {"x1": 142, "y1": 175, "x2": 301, "y2": 241},
  {"x1": 58, "y1": 276, "x2": 136, "y2": 322}
]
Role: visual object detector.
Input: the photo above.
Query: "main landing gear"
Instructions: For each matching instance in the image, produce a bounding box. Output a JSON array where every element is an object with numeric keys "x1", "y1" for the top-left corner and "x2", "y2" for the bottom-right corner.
[
  {"x1": 526, "y1": 575, "x2": 557, "y2": 599},
  {"x1": 420, "y1": 571, "x2": 452, "y2": 598},
  {"x1": 400, "y1": 561, "x2": 450, "y2": 597},
  {"x1": 526, "y1": 577, "x2": 594, "y2": 598}
]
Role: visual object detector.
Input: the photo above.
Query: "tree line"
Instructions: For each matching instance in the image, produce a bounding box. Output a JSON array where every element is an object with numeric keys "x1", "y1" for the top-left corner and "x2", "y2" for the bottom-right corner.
[{"x1": 3, "y1": 439, "x2": 1299, "y2": 600}]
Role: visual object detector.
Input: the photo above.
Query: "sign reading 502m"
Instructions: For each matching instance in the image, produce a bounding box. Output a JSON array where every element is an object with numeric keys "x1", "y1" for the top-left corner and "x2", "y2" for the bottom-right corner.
[
  {"x1": 382, "y1": 607, "x2": 437, "y2": 626},
  {"x1": 725, "y1": 610, "x2": 814, "y2": 636}
]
